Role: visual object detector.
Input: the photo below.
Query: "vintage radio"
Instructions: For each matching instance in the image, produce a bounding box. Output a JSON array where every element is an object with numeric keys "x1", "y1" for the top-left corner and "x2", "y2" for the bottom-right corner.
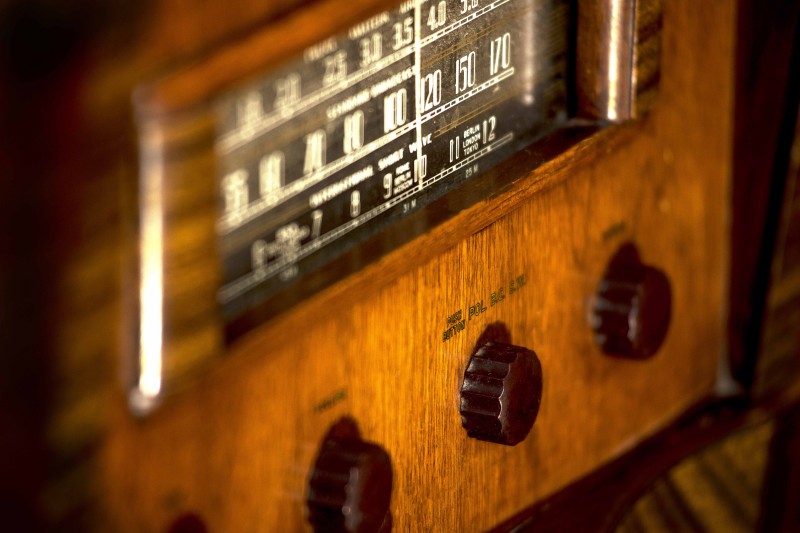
[{"x1": 1, "y1": 0, "x2": 799, "y2": 531}]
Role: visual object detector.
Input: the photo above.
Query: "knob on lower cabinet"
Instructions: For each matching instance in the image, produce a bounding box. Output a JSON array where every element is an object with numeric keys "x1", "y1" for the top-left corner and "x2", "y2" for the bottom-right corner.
[
  {"x1": 460, "y1": 341, "x2": 543, "y2": 446},
  {"x1": 590, "y1": 243, "x2": 672, "y2": 359},
  {"x1": 306, "y1": 418, "x2": 393, "y2": 533}
]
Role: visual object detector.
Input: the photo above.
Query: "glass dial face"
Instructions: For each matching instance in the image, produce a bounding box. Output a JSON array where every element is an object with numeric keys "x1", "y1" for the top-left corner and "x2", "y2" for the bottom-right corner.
[{"x1": 215, "y1": 0, "x2": 570, "y2": 333}]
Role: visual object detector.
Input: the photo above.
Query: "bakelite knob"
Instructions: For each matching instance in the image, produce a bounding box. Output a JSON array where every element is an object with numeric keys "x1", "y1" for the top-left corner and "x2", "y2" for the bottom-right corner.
[
  {"x1": 306, "y1": 420, "x2": 393, "y2": 533},
  {"x1": 459, "y1": 341, "x2": 543, "y2": 446},
  {"x1": 590, "y1": 243, "x2": 672, "y2": 359}
]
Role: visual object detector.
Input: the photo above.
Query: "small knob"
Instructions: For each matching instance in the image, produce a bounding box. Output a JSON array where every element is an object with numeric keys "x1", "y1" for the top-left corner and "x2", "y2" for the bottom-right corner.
[
  {"x1": 590, "y1": 243, "x2": 672, "y2": 359},
  {"x1": 460, "y1": 341, "x2": 543, "y2": 446},
  {"x1": 306, "y1": 419, "x2": 392, "y2": 533}
]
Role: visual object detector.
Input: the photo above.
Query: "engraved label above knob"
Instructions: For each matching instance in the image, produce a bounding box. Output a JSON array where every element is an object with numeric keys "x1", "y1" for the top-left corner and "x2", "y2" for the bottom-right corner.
[
  {"x1": 459, "y1": 341, "x2": 543, "y2": 446},
  {"x1": 306, "y1": 418, "x2": 392, "y2": 533},
  {"x1": 590, "y1": 243, "x2": 672, "y2": 359}
]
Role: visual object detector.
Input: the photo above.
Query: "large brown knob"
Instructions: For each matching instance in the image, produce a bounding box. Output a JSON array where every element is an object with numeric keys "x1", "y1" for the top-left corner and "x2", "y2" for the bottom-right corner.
[
  {"x1": 590, "y1": 243, "x2": 672, "y2": 359},
  {"x1": 459, "y1": 341, "x2": 543, "y2": 446},
  {"x1": 306, "y1": 419, "x2": 392, "y2": 533}
]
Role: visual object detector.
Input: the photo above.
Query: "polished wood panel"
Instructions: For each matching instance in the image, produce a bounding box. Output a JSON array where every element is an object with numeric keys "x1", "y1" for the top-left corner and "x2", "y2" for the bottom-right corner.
[
  {"x1": 126, "y1": 0, "x2": 663, "y2": 410},
  {"x1": 90, "y1": 1, "x2": 733, "y2": 530},
  {"x1": 5, "y1": 0, "x2": 794, "y2": 531}
]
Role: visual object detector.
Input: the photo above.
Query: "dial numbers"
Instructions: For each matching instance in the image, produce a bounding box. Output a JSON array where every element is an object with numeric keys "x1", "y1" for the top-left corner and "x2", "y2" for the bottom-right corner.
[{"x1": 215, "y1": 0, "x2": 570, "y2": 324}]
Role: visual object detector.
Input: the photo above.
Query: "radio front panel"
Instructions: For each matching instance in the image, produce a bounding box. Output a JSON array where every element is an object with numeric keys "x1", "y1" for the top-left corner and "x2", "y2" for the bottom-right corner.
[{"x1": 130, "y1": 0, "x2": 659, "y2": 413}]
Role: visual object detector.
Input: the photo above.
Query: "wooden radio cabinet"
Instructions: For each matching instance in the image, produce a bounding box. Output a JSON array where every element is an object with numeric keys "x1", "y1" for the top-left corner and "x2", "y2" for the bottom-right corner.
[{"x1": 0, "y1": 0, "x2": 798, "y2": 531}]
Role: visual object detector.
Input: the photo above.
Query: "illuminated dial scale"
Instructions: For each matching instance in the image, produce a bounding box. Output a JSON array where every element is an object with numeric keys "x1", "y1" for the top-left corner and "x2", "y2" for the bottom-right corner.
[{"x1": 216, "y1": 0, "x2": 569, "y2": 328}]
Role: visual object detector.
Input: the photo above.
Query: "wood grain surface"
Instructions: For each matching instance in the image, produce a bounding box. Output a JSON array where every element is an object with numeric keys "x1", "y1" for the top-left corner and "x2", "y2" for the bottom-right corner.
[
  {"x1": 123, "y1": 0, "x2": 664, "y2": 411},
  {"x1": 3, "y1": 0, "x2": 777, "y2": 530},
  {"x1": 92, "y1": 0, "x2": 731, "y2": 530}
]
